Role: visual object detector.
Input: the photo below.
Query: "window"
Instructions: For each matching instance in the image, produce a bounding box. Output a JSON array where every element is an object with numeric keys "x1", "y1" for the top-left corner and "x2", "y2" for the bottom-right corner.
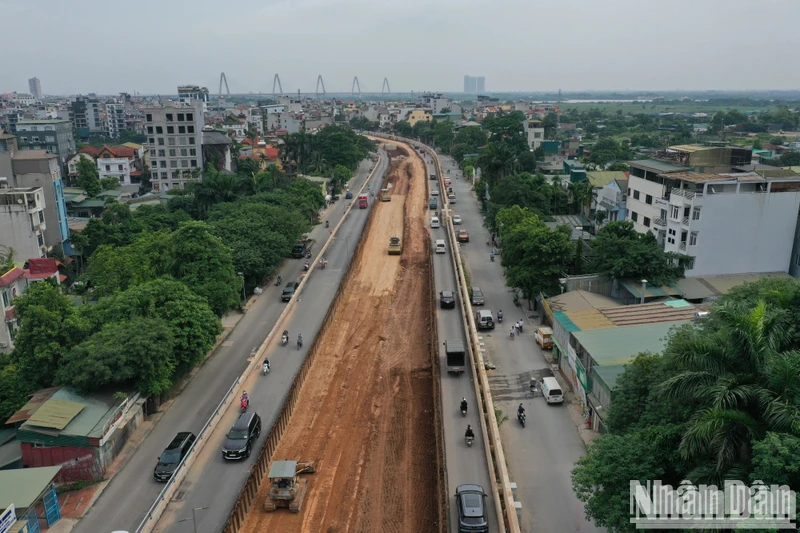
[
  {"x1": 166, "y1": 113, "x2": 173, "y2": 121},
  {"x1": 167, "y1": 126, "x2": 174, "y2": 134},
  {"x1": 191, "y1": 159, "x2": 197, "y2": 167},
  {"x1": 180, "y1": 148, "x2": 187, "y2": 156},
  {"x1": 158, "y1": 138, "x2": 165, "y2": 146},
  {"x1": 189, "y1": 138, "x2": 195, "y2": 145},
  {"x1": 692, "y1": 207, "x2": 701, "y2": 220},
  {"x1": 31, "y1": 136, "x2": 40, "y2": 142},
  {"x1": 670, "y1": 206, "x2": 679, "y2": 219},
  {"x1": 160, "y1": 161, "x2": 167, "y2": 168},
  {"x1": 187, "y1": 113, "x2": 194, "y2": 121},
  {"x1": 660, "y1": 209, "x2": 667, "y2": 220},
  {"x1": 151, "y1": 160, "x2": 158, "y2": 168},
  {"x1": 170, "y1": 160, "x2": 177, "y2": 168},
  {"x1": 45, "y1": 136, "x2": 55, "y2": 143},
  {"x1": 686, "y1": 257, "x2": 695, "y2": 270},
  {"x1": 667, "y1": 237, "x2": 675, "y2": 244},
  {"x1": 187, "y1": 125, "x2": 195, "y2": 133},
  {"x1": 149, "y1": 137, "x2": 155, "y2": 145},
  {"x1": 2, "y1": 291, "x2": 8, "y2": 307},
  {"x1": 795, "y1": 253, "x2": 800, "y2": 267},
  {"x1": 169, "y1": 149, "x2": 176, "y2": 157},
  {"x1": 643, "y1": 217, "x2": 651, "y2": 227},
  {"x1": 631, "y1": 211, "x2": 638, "y2": 222},
  {"x1": 38, "y1": 234, "x2": 44, "y2": 247},
  {"x1": 178, "y1": 126, "x2": 186, "y2": 134},
  {"x1": 181, "y1": 160, "x2": 189, "y2": 168},
  {"x1": 146, "y1": 114, "x2": 153, "y2": 122},
  {"x1": 156, "y1": 126, "x2": 163, "y2": 134},
  {"x1": 177, "y1": 113, "x2": 185, "y2": 121},
  {"x1": 645, "y1": 194, "x2": 653, "y2": 205},
  {"x1": 118, "y1": 165, "x2": 123, "y2": 171},
  {"x1": 633, "y1": 190, "x2": 640, "y2": 200},
  {"x1": 189, "y1": 148, "x2": 196, "y2": 156},
  {"x1": 161, "y1": 172, "x2": 168, "y2": 179},
  {"x1": 158, "y1": 150, "x2": 165, "y2": 157},
  {"x1": 105, "y1": 165, "x2": 111, "y2": 171},
  {"x1": 168, "y1": 138, "x2": 175, "y2": 146},
  {"x1": 147, "y1": 126, "x2": 154, "y2": 134},
  {"x1": 689, "y1": 232, "x2": 698, "y2": 246}
]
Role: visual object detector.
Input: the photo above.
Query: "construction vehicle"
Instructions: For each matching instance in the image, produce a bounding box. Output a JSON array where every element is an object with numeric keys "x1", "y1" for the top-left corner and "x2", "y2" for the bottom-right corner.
[
  {"x1": 380, "y1": 188, "x2": 391, "y2": 201},
  {"x1": 388, "y1": 235, "x2": 402, "y2": 255},
  {"x1": 263, "y1": 460, "x2": 316, "y2": 513}
]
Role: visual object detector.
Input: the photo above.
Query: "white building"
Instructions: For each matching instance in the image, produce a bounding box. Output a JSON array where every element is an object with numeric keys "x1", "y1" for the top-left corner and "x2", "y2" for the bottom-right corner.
[
  {"x1": 104, "y1": 101, "x2": 126, "y2": 138},
  {"x1": 28, "y1": 77, "x2": 42, "y2": 100},
  {"x1": 178, "y1": 85, "x2": 210, "y2": 112},
  {"x1": 12, "y1": 93, "x2": 36, "y2": 106},
  {"x1": 143, "y1": 100, "x2": 204, "y2": 192},
  {"x1": 523, "y1": 119, "x2": 544, "y2": 150},
  {"x1": 419, "y1": 92, "x2": 450, "y2": 114},
  {"x1": 0, "y1": 186, "x2": 47, "y2": 260},
  {"x1": 98, "y1": 157, "x2": 132, "y2": 186},
  {"x1": 626, "y1": 161, "x2": 800, "y2": 277}
]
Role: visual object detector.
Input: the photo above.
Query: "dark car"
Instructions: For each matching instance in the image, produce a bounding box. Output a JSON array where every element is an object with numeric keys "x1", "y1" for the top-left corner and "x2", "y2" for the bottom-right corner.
[
  {"x1": 291, "y1": 241, "x2": 309, "y2": 258},
  {"x1": 281, "y1": 281, "x2": 298, "y2": 302},
  {"x1": 345, "y1": 190, "x2": 353, "y2": 199},
  {"x1": 439, "y1": 290, "x2": 456, "y2": 309},
  {"x1": 471, "y1": 287, "x2": 484, "y2": 306},
  {"x1": 455, "y1": 484, "x2": 489, "y2": 533},
  {"x1": 222, "y1": 412, "x2": 261, "y2": 460},
  {"x1": 154, "y1": 432, "x2": 196, "y2": 482}
]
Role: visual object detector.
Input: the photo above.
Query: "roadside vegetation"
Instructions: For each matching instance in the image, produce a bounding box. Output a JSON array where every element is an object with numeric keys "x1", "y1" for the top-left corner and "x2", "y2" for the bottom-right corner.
[{"x1": 0, "y1": 125, "x2": 374, "y2": 421}]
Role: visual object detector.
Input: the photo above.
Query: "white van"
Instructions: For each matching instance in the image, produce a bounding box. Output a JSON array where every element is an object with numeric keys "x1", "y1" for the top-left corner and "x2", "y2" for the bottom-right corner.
[
  {"x1": 431, "y1": 189, "x2": 440, "y2": 196},
  {"x1": 434, "y1": 239, "x2": 447, "y2": 254},
  {"x1": 540, "y1": 376, "x2": 563, "y2": 404},
  {"x1": 430, "y1": 216, "x2": 440, "y2": 228}
]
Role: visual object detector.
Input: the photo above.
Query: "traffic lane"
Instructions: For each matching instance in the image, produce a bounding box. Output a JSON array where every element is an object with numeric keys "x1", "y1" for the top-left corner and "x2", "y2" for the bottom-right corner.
[
  {"x1": 430, "y1": 236, "x2": 499, "y2": 533},
  {"x1": 443, "y1": 154, "x2": 604, "y2": 532},
  {"x1": 153, "y1": 160, "x2": 384, "y2": 533},
  {"x1": 76, "y1": 156, "x2": 382, "y2": 533},
  {"x1": 157, "y1": 211, "x2": 366, "y2": 533}
]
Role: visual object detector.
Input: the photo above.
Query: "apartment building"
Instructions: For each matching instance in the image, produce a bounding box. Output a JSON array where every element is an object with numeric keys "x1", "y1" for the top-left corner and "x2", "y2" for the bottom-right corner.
[
  {"x1": 15, "y1": 119, "x2": 76, "y2": 168},
  {"x1": 72, "y1": 96, "x2": 104, "y2": 137},
  {"x1": 523, "y1": 119, "x2": 544, "y2": 151},
  {"x1": 419, "y1": 93, "x2": 450, "y2": 115},
  {"x1": 627, "y1": 159, "x2": 800, "y2": 276},
  {"x1": 104, "y1": 101, "x2": 126, "y2": 138},
  {"x1": 28, "y1": 77, "x2": 42, "y2": 100},
  {"x1": 0, "y1": 186, "x2": 47, "y2": 260},
  {"x1": 143, "y1": 101, "x2": 204, "y2": 191}
]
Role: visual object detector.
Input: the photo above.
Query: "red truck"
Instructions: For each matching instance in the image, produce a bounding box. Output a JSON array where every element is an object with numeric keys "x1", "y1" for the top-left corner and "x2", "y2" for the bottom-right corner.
[{"x1": 358, "y1": 194, "x2": 368, "y2": 208}]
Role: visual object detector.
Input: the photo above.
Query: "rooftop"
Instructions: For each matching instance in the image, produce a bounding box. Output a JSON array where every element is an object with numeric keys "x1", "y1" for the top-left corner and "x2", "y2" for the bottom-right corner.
[
  {"x1": 17, "y1": 119, "x2": 70, "y2": 125},
  {"x1": 573, "y1": 320, "x2": 689, "y2": 366},
  {"x1": 18, "y1": 388, "x2": 123, "y2": 439},
  {"x1": 0, "y1": 466, "x2": 62, "y2": 509},
  {"x1": 628, "y1": 159, "x2": 690, "y2": 173},
  {"x1": 546, "y1": 289, "x2": 620, "y2": 314},
  {"x1": 586, "y1": 171, "x2": 627, "y2": 188},
  {"x1": 592, "y1": 364, "x2": 628, "y2": 391},
  {"x1": 12, "y1": 150, "x2": 56, "y2": 161},
  {"x1": 658, "y1": 171, "x2": 731, "y2": 183}
]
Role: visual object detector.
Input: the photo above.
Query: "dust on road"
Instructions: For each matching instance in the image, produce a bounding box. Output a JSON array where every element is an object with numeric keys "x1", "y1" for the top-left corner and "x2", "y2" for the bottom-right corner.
[{"x1": 239, "y1": 143, "x2": 441, "y2": 533}]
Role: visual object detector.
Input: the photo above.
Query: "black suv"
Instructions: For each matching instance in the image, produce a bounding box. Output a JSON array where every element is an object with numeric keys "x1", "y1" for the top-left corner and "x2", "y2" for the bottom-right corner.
[
  {"x1": 154, "y1": 432, "x2": 196, "y2": 482},
  {"x1": 222, "y1": 412, "x2": 261, "y2": 460},
  {"x1": 439, "y1": 290, "x2": 456, "y2": 309},
  {"x1": 291, "y1": 242, "x2": 308, "y2": 258},
  {"x1": 455, "y1": 484, "x2": 489, "y2": 532},
  {"x1": 281, "y1": 281, "x2": 298, "y2": 302}
]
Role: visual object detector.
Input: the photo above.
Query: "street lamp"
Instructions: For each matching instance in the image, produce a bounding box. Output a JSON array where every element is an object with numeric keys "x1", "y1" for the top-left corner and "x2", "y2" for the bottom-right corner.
[
  {"x1": 238, "y1": 272, "x2": 246, "y2": 303},
  {"x1": 177, "y1": 506, "x2": 209, "y2": 533}
]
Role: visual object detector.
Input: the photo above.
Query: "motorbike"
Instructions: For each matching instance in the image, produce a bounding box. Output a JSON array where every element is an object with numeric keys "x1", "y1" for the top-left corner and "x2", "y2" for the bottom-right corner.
[
  {"x1": 303, "y1": 261, "x2": 310, "y2": 272},
  {"x1": 263, "y1": 362, "x2": 270, "y2": 375},
  {"x1": 465, "y1": 436, "x2": 474, "y2": 447},
  {"x1": 319, "y1": 259, "x2": 327, "y2": 270},
  {"x1": 518, "y1": 412, "x2": 526, "y2": 427},
  {"x1": 275, "y1": 276, "x2": 282, "y2": 286},
  {"x1": 240, "y1": 397, "x2": 249, "y2": 413},
  {"x1": 498, "y1": 314, "x2": 503, "y2": 324},
  {"x1": 461, "y1": 405, "x2": 467, "y2": 417},
  {"x1": 326, "y1": 220, "x2": 330, "y2": 228},
  {"x1": 306, "y1": 251, "x2": 312, "y2": 259},
  {"x1": 297, "y1": 338, "x2": 303, "y2": 350},
  {"x1": 530, "y1": 378, "x2": 537, "y2": 394},
  {"x1": 513, "y1": 294, "x2": 521, "y2": 307},
  {"x1": 281, "y1": 331, "x2": 289, "y2": 346},
  {"x1": 490, "y1": 253, "x2": 495, "y2": 262}
]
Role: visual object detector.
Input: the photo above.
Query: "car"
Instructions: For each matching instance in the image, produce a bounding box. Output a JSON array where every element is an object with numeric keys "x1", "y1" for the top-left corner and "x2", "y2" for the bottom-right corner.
[
  {"x1": 439, "y1": 290, "x2": 456, "y2": 309},
  {"x1": 471, "y1": 287, "x2": 484, "y2": 306},
  {"x1": 444, "y1": 178, "x2": 451, "y2": 186},
  {"x1": 453, "y1": 214, "x2": 462, "y2": 225},
  {"x1": 455, "y1": 484, "x2": 489, "y2": 533},
  {"x1": 222, "y1": 412, "x2": 262, "y2": 460},
  {"x1": 457, "y1": 230, "x2": 470, "y2": 243},
  {"x1": 281, "y1": 281, "x2": 298, "y2": 301},
  {"x1": 154, "y1": 432, "x2": 196, "y2": 482},
  {"x1": 345, "y1": 190, "x2": 353, "y2": 199}
]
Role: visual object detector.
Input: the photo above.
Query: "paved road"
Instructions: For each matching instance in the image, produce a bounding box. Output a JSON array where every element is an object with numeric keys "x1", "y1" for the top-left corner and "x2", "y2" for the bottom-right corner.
[
  {"x1": 438, "y1": 153, "x2": 604, "y2": 533},
  {"x1": 76, "y1": 153, "x2": 388, "y2": 533},
  {"x1": 422, "y1": 154, "x2": 499, "y2": 533}
]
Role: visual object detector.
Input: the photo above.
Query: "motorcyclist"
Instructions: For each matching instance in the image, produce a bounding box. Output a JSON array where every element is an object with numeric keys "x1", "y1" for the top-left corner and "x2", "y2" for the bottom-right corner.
[
  {"x1": 517, "y1": 404, "x2": 525, "y2": 418},
  {"x1": 465, "y1": 425, "x2": 474, "y2": 439},
  {"x1": 490, "y1": 251, "x2": 495, "y2": 261},
  {"x1": 241, "y1": 391, "x2": 249, "y2": 406},
  {"x1": 304, "y1": 261, "x2": 310, "y2": 271},
  {"x1": 263, "y1": 358, "x2": 270, "y2": 371},
  {"x1": 460, "y1": 397, "x2": 468, "y2": 413},
  {"x1": 298, "y1": 333, "x2": 303, "y2": 345},
  {"x1": 497, "y1": 309, "x2": 503, "y2": 322}
]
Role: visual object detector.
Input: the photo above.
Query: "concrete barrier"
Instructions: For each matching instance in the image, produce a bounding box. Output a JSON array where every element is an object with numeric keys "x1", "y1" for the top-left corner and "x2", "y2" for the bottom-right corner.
[{"x1": 136, "y1": 152, "x2": 386, "y2": 533}]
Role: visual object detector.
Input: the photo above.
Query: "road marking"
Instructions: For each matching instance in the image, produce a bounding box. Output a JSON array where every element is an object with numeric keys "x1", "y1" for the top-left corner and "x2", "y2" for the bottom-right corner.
[{"x1": 221, "y1": 341, "x2": 234, "y2": 347}]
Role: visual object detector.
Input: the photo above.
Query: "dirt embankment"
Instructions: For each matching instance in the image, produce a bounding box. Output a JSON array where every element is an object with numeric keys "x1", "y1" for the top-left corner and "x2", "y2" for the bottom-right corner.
[{"x1": 239, "y1": 144, "x2": 439, "y2": 533}]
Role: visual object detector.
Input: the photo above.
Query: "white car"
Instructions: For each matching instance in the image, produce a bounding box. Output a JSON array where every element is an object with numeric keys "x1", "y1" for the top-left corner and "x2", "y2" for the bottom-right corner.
[{"x1": 453, "y1": 214, "x2": 462, "y2": 225}]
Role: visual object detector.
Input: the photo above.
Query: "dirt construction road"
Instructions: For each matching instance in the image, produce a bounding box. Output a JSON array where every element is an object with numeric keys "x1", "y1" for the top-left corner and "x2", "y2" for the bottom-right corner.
[{"x1": 239, "y1": 144, "x2": 441, "y2": 532}]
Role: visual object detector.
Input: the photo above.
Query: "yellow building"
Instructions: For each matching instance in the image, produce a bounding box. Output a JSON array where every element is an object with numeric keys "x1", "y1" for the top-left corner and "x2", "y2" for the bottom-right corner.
[{"x1": 406, "y1": 109, "x2": 433, "y2": 126}]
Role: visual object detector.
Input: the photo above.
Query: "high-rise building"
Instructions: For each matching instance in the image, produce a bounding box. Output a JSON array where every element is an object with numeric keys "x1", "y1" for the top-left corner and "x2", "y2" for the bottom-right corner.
[
  {"x1": 28, "y1": 77, "x2": 42, "y2": 100},
  {"x1": 103, "y1": 100, "x2": 126, "y2": 138},
  {"x1": 144, "y1": 100, "x2": 205, "y2": 192},
  {"x1": 463, "y1": 75, "x2": 477, "y2": 93},
  {"x1": 14, "y1": 119, "x2": 76, "y2": 169},
  {"x1": 477, "y1": 76, "x2": 486, "y2": 94}
]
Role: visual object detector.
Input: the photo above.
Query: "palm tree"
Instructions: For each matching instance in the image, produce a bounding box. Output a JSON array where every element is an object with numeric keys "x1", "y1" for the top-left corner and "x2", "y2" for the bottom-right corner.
[{"x1": 660, "y1": 301, "x2": 800, "y2": 482}]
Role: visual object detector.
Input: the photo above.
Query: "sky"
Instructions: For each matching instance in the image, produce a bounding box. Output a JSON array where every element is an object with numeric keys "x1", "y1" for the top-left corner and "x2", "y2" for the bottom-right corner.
[{"x1": 3, "y1": 0, "x2": 800, "y2": 95}]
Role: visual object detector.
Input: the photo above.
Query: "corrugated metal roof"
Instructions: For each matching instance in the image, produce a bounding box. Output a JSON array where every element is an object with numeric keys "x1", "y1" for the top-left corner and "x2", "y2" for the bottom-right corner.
[
  {"x1": 574, "y1": 321, "x2": 689, "y2": 366},
  {"x1": 620, "y1": 280, "x2": 684, "y2": 299},
  {"x1": 599, "y1": 301, "x2": 697, "y2": 327},
  {"x1": 586, "y1": 171, "x2": 626, "y2": 188},
  {"x1": 5, "y1": 387, "x2": 61, "y2": 425},
  {"x1": 593, "y1": 364, "x2": 628, "y2": 391},
  {"x1": 628, "y1": 159, "x2": 690, "y2": 173},
  {"x1": 662, "y1": 172, "x2": 731, "y2": 183},
  {"x1": 566, "y1": 309, "x2": 615, "y2": 331},
  {"x1": 0, "y1": 466, "x2": 62, "y2": 509},
  {"x1": 547, "y1": 290, "x2": 620, "y2": 314},
  {"x1": 26, "y1": 400, "x2": 85, "y2": 430},
  {"x1": 700, "y1": 272, "x2": 792, "y2": 295}
]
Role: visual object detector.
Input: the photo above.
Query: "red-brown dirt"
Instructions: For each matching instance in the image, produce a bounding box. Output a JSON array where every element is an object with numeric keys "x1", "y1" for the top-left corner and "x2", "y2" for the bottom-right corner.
[{"x1": 239, "y1": 143, "x2": 439, "y2": 533}]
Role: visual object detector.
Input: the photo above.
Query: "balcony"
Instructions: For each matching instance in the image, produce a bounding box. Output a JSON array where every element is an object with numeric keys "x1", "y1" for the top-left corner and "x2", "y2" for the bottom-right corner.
[
  {"x1": 671, "y1": 187, "x2": 703, "y2": 201},
  {"x1": 679, "y1": 242, "x2": 687, "y2": 251},
  {"x1": 654, "y1": 218, "x2": 667, "y2": 227},
  {"x1": 682, "y1": 216, "x2": 690, "y2": 227}
]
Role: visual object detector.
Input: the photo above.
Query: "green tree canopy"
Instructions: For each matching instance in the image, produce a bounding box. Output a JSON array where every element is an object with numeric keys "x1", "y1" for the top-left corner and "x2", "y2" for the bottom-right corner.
[
  {"x1": 76, "y1": 157, "x2": 101, "y2": 197},
  {"x1": 393, "y1": 120, "x2": 412, "y2": 137}
]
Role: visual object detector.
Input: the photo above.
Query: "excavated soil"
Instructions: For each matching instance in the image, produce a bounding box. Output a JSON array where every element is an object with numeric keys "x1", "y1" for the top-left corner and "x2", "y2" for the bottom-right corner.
[{"x1": 239, "y1": 144, "x2": 439, "y2": 533}]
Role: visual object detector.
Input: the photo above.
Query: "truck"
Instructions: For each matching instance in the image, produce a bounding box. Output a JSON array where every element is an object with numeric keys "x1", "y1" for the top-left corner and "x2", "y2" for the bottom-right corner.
[
  {"x1": 380, "y1": 188, "x2": 391, "y2": 202},
  {"x1": 388, "y1": 235, "x2": 402, "y2": 255},
  {"x1": 444, "y1": 339, "x2": 466, "y2": 374},
  {"x1": 429, "y1": 196, "x2": 438, "y2": 210},
  {"x1": 358, "y1": 194, "x2": 368, "y2": 209}
]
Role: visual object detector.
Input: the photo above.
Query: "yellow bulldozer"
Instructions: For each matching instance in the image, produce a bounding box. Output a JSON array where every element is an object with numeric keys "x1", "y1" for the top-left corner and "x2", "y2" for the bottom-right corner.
[
  {"x1": 263, "y1": 460, "x2": 316, "y2": 513},
  {"x1": 388, "y1": 235, "x2": 402, "y2": 255},
  {"x1": 380, "y1": 188, "x2": 391, "y2": 201}
]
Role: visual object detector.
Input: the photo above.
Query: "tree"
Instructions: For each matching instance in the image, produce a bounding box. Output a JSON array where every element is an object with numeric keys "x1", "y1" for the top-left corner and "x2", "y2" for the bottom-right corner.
[
  {"x1": 542, "y1": 112, "x2": 559, "y2": 137},
  {"x1": 76, "y1": 157, "x2": 101, "y2": 197},
  {"x1": 58, "y1": 318, "x2": 175, "y2": 395},
  {"x1": 87, "y1": 278, "x2": 221, "y2": 373},
  {"x1": 453, "y1": 125, "x2": 487, "y2": 151},
  {"x1": 780, "y1": 152, "x2": 800, "y2": 166},
  {"x1": 10, "y1": 282, "x2": 90, "y2": 389},
  {"x1": 85, "y1": 231, "x2": 170, "y2": 296},
  {"x1": 433, "y1": 120, "x2": 455, "y2": 153},
  {"x1": 331, "y1": 165, "x2": 353, "y2": 194},
  {"x1": 349, "y1": 116, "x2": 372, "y2": 131},
  {"x1": 166, "y1": 221, "x2": 241, "y2": 315},
  {"x1": 607, "y1": 162, "x2": 629, "y2": 172},
  {"x1": 393, "y1": 120, "x2": 412, "y2": 137},
  {"x1": 587, "y1": 221, "x2": 686, "y2": 285},
  {"x1": 186, "y1": 166, "x2": 240, "y2": 218},
  {"x1": 498, "y1": 209, "x2": 573, "y2": 300}
]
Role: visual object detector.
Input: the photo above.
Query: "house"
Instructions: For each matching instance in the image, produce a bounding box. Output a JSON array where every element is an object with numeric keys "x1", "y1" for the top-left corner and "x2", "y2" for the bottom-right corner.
[
  {"x1": 201, "y1": 129, "x2": 234, "y2": 172},
  {"x1": 405, "y1": 109, "x2": 432, "y2": 127},
  {"x1": 0, "y1": 258, "x2": 62, "y2": 353},
  {"x1": 584, "y1": 170, "x2": 628, "y2": 218},
  {"x1": 8, "y1": 387, "x2": 145, "y2": 482},
  {"x1": 563, "y1": 159, "x2": 586, "y2": 183},
  {"x1": 66, "y1": 153, "x2": 95, "y2": 182},
  {"x1": 595, "y1": 174, "x2": 628, "y2": 223},
  {"x1": 95, "y1": 146, "x2": 136, "y2": 186},
  {"x1": 523, "y1": 119, "x2": 544, "y2": 150}
]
